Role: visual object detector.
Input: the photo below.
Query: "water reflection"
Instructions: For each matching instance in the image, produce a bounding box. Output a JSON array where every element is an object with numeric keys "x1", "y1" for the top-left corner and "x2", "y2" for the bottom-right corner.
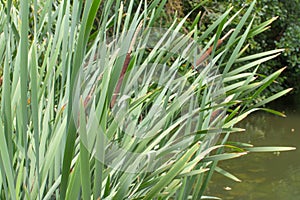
[{"x1": 207, "y1": 95, "x2": 300, "y2": 199}]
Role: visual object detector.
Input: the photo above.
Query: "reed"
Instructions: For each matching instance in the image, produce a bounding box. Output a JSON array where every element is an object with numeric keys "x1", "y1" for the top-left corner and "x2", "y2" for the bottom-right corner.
[{"x1": 0, "y1": 0, "x2": 294, "y2": 199}]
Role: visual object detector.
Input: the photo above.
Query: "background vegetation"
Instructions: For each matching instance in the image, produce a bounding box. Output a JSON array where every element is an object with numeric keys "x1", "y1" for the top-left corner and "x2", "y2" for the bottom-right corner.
[{"x1": 165, "y1": 0, "x2": 300, "y2": 94}]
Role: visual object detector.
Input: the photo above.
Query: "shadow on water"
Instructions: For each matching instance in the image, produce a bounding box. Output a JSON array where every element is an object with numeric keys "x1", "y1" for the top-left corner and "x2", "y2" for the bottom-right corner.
[{"x1": 207, "y1": 94, "x2": 300, "y2": 200}]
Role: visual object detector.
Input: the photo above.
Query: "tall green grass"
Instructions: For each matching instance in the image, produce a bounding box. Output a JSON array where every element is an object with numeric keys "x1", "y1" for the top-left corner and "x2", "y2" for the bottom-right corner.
[{"x1": 0, "y1": 0, "x2": 295, "y2": 199}]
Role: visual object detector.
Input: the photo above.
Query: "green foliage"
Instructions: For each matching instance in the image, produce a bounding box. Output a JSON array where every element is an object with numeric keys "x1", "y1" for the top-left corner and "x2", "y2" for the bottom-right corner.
[
  {"x1": 0, "y1": 0, "x2": 295, "y2": 199},
  {"x1": 183, "y1": 0, "x2": 300, "y2": 93}
]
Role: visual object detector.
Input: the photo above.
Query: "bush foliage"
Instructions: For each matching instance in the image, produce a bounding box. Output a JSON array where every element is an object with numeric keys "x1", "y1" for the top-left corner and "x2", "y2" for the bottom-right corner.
[{"x1": 167, "y1": 0, "x2": 300, "y2": 93}]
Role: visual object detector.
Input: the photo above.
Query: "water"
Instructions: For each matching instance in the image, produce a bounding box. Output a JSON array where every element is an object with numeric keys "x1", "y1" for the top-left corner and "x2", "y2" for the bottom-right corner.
[{"x1": 207, "y1": 94, "x2": 300, "y2": 200}]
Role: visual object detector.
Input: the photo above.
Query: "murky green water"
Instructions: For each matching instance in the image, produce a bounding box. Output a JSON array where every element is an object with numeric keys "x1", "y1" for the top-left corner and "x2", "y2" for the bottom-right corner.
[{"x1": 207, "y1": 94, "x2": 300, "y2": 200}]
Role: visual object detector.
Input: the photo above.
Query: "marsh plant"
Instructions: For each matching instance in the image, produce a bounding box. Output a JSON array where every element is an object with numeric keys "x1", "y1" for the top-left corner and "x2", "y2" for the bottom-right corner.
[{"x1": 0, "y1": 0, "x2": 295, "y2": 199}]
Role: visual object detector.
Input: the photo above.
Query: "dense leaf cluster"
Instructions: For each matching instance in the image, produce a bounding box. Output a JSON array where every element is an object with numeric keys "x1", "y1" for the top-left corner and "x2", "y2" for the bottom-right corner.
[{"x1": 167, "y1": 0, "x2": 300, "y2": 93}]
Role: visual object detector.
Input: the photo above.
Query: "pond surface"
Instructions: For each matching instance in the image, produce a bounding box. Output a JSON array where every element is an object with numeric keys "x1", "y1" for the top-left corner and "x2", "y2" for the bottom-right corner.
[{"x1": 207, "y1": 94, "x2": 300, "y2": 200}]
